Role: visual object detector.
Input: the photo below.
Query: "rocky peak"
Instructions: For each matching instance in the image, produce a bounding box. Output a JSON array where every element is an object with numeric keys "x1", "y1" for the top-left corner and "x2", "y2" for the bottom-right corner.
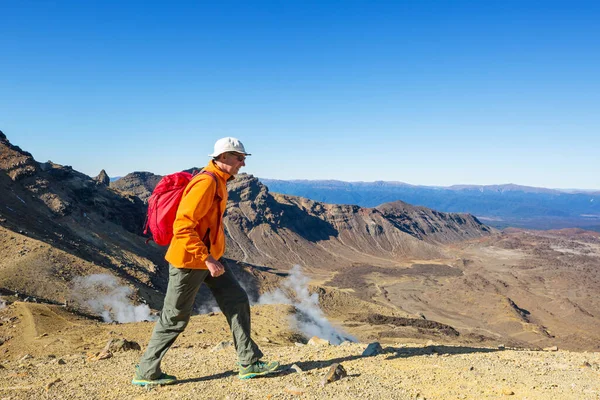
[
  {"x1": 228, "y1": 173, "x2": 270, "y2": 204},
  {"x1": 110, "y1": 171, "x2": 162, "y2": 203},
  {"x1": 0, "y1": 131, "x2": 39, "y2": 181},
  {"x1": 94, "y1": 169, "x2": 110, "y2": 186}
]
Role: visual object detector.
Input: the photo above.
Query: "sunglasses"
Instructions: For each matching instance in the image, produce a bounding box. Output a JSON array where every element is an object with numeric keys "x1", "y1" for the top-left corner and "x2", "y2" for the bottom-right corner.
[{"x1": 228, "y1": 152, "x2": 246, "y2": 162}]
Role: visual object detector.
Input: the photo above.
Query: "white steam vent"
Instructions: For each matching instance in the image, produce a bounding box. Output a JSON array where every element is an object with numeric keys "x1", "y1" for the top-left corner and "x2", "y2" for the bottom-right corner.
[
  {"x1": 258, "y1": 265, "x2": 355, "y2": 345},
  {"x1": 71, "y1": 274, "x2": 156, "y2": 323}
]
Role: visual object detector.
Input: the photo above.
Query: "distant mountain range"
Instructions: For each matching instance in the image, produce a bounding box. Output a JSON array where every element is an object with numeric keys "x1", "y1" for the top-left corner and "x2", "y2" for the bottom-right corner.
[{"x1": 260, "y1": 179, "x2": 600, "y2": 232}]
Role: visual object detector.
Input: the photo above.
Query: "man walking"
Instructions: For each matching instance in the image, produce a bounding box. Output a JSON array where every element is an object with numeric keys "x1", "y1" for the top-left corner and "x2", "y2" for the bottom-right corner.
[{"x1": 133, "y1": 137, "x2": 279, "y2": 386}]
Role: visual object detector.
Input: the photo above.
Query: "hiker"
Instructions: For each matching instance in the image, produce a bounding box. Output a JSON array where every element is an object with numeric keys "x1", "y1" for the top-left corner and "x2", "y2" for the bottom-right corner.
[{"x1": 133, "y1": 137, "x2": 279, "y2": 386}]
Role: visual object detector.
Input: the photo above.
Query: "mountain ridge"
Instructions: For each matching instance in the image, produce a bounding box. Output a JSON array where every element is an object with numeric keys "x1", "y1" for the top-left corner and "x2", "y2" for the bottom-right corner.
[{"x1": 259, "y1": 178, "x2": 600, "y2": 231}]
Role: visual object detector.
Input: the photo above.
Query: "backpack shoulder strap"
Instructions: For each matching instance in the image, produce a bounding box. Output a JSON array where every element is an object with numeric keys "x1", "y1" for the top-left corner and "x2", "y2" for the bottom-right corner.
[
  {"x1": 199, "y1": 170, "x2": 220, "y2": 199},
  {"x1": 197, "y1": 170, "x2": 223, "y2": 243}
]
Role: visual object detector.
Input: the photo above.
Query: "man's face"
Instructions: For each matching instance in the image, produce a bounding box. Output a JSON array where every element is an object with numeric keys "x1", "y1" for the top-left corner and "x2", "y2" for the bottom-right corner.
[{"x1": 219, "y1": 152, "x2": 246, "y2": 175}]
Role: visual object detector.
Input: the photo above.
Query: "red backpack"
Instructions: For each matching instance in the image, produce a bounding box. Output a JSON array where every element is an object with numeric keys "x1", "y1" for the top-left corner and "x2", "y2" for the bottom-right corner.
[{"x1": 143, "y1": 170, "x2": 220, "y2": 246}]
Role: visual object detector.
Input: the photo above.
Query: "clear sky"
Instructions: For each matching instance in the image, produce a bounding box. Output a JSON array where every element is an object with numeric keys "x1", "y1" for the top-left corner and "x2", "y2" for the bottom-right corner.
[{"x1": 1, "y1": 1, "x2": 599, "y2": 189}]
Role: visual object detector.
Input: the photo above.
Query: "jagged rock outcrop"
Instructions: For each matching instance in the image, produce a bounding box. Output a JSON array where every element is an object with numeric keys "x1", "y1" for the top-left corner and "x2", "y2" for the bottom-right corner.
[
  {"x1": 110, "y1": 172, "x2": 162, "y2": 203},
  {"x1": 94, "y1": 170, "x2": 110, "y2": 186},
  {"x1": 0, "y1": 130, "x2": 38, "y2": 181}
]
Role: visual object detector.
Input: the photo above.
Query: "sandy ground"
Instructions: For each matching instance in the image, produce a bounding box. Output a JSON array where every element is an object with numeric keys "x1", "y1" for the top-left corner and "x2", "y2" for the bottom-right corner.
[
  {"x1": 1, "y1": 303, "x2": 599, "y2": 400},
  {"x1": 2, "y1": 339, "x2": 600, "y2": 399}
]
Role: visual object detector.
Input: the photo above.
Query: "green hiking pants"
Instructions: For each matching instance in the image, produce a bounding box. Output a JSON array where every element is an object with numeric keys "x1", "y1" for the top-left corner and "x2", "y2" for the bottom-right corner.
[{"x1": 136, "y1": 262, "x2": 263, "y2": 380}]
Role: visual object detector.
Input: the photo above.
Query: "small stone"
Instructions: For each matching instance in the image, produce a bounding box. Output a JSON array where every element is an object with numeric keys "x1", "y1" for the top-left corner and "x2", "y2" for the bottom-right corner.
[
  {"x1": 196, "y1": 329, "x2": 205, "y2": 334},
  {"x1": 290, "y1": 364, "x2": 303, "y2": 373},
  {"x1": 307, "y1": 336, "x2": 330, "y2": 346},
  {"x1": 502, "y1": 388, "x2": 515, "y2": 395},
  {"x1": 96, "y1": 351, "x2": 112, "y2": 360},
  {"x1": 211, "y1": 341, "x2": 233, "y2": 352},
  {"x1": 543, "y1": 346, "x2": 558, "y2": 352},
  {"x1": 581, "y1": 361, "x2": 592, "y2": 368},
  {"x1": 321, "y1": 363, "x2": 347, "y2": 386},
  {"x1": 19, "y1": 354, "x2": 33, "y2": 361},
  {"x1": 285, "y1": 386, "x2": 304, "y2": 395},
  {"x1": 498, "y1": 344, "x2": 505, "y2": 350},
  {"x1": 57, "y1": 359, "x2": 66, "y2": 365},
  {"x1": 46, "y1": 378, "x2": 61, "y2": 391},
  {"x1": 262, "y1": 337, "x2": 271, "y2": 343},
  {"x1": 294, "y1": 342, "x2": 305, "y2": 347},
  {"x1": 362, "y1": 342, "x2": 383, "y2": 357}
]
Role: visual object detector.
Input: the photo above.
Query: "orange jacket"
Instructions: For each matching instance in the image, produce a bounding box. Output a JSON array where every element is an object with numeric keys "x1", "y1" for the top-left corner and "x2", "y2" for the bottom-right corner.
[{"x1": 165, "y1": 161, "x2": 230, "y2": 269}]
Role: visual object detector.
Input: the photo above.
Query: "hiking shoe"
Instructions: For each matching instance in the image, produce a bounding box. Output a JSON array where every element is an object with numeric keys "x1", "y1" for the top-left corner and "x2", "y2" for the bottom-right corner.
[
  {"x1": 238, "y1": 360, "x2": 280, "y2": 379},
  {"x1": 132, "y1": 365, "x2": 177, "y2": 386}
]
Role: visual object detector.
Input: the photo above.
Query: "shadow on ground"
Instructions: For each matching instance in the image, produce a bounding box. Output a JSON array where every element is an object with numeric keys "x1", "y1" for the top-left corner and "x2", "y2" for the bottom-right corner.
[
  {"x1": 171, "y1": 345, "x2": 502, "y2": 385},
  {"x1": 385, "y1": 345, "x2": 501, "y2": 360}
]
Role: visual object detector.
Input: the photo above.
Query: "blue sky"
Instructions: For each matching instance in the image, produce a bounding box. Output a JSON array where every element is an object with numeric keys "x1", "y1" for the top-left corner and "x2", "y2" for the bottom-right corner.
[{"x1": 1, "y1": 1, "x2": 599, "y2": 189}]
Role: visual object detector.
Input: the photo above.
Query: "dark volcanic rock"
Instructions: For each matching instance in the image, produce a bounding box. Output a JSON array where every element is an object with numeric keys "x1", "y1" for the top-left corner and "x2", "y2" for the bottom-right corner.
[
  {"x1": 361, "y1": 313, "x2": 460, "y2": 336},
  {"x1": 94, "y1": 170, "x2": 110, "y2": 186}
]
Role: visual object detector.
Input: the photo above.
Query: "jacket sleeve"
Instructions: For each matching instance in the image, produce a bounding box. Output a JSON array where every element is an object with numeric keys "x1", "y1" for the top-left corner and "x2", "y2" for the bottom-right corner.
[{"x1": 171, "y1": 176, "x2": 216, "y2": 262}]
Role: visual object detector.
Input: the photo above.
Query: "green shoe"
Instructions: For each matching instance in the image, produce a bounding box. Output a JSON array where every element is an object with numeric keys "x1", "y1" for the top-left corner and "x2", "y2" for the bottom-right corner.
[
  {"x1": 132, "y1": 365, "x2": 177, "y2": 386},
  {"x1": 238, "y1": 360, "x2": 280, "y2": 380}
]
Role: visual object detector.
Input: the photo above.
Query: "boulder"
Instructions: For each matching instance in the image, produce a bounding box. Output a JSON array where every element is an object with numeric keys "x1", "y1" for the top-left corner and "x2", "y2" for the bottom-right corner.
[
  {"x1": 321, "y1": 363, "x2": 347, "y2": 386},
  {"x1": 103, "y1": 338, "x2": 141, "y2": 353},
  {"x1": 308, "y1": 336, "x2": 330, "y2": 346},
  {"x1": 362, "y1": 342, "x2": 383, "y2": 356}
]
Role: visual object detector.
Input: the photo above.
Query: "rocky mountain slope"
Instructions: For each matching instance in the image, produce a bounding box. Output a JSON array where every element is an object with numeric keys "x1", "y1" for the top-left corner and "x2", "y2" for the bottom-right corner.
[
  {"x1": 223, "y1": 174, "x2": 492, "y2": 272},
  {"x1": 0, "y1": 131, "x2": 172, "y2": 310}
]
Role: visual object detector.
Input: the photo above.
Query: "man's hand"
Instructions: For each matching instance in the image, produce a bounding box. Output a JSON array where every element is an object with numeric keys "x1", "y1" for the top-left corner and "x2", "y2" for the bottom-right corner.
[{"x1": 205, "y1": 255, "x2": 225, "y2": 277}]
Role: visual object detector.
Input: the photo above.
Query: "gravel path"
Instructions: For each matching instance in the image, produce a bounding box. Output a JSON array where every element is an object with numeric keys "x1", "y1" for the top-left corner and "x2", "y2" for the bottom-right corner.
[{"x1": 2, "y1": 341, "x2": 599, "y2": 399}]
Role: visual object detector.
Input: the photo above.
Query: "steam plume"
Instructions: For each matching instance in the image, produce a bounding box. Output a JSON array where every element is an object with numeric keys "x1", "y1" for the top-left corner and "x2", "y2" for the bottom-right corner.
[
  {"x1": 258, "y1": 265, "x2": 355, "y2": 345},
  {"x1": 71, "y1": 274, "x2": 155, "y2": 323}
]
